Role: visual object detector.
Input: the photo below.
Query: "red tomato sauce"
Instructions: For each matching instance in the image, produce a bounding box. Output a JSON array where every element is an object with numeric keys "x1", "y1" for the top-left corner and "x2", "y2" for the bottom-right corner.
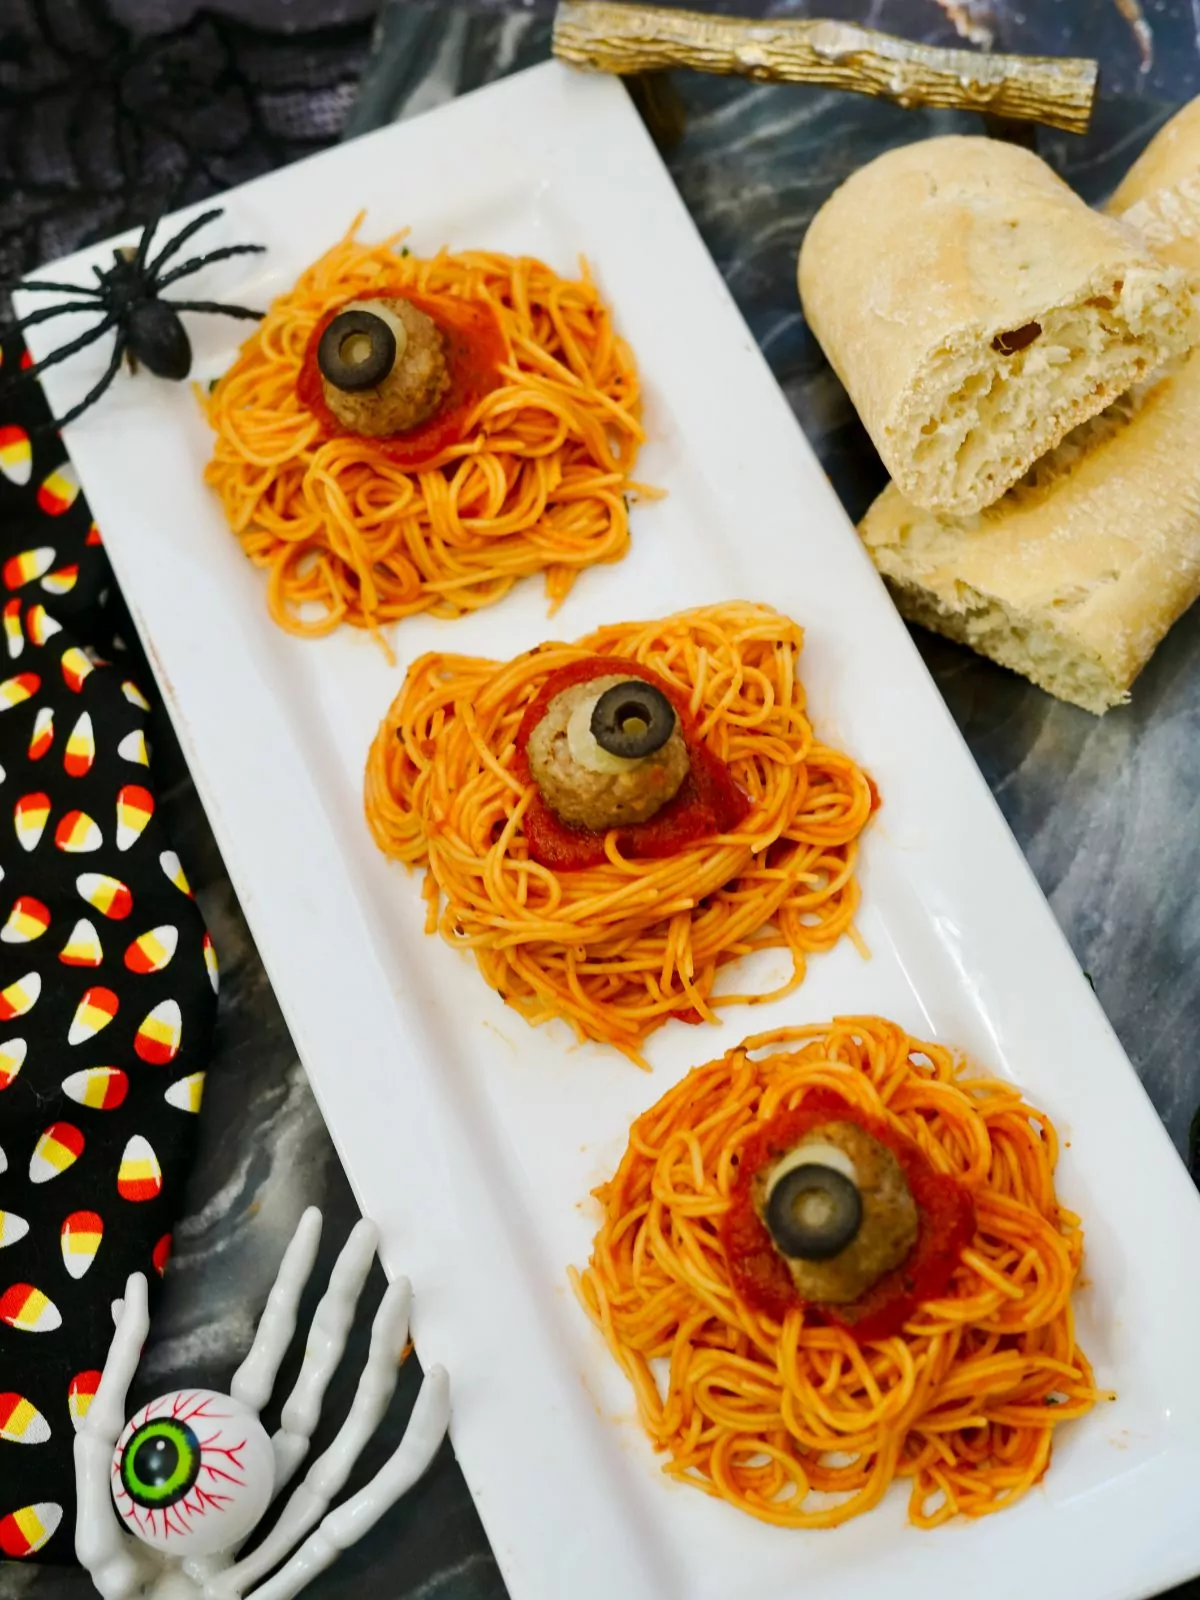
[
  {"x1": 512, "y1": 656, "x2": 751, "y2": 872},
  {"x1": 720, "y1": 1089, "x2": 975, "y2": 1342},
  {"x1": 296, "y1": 288, "x2": 508, "y2": 468}
]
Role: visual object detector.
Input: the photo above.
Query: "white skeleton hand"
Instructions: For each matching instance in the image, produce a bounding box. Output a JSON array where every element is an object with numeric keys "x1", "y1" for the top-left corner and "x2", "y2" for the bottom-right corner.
[{"x1": 75, "y1": 1208, "x2": 450, "y2": 1600}]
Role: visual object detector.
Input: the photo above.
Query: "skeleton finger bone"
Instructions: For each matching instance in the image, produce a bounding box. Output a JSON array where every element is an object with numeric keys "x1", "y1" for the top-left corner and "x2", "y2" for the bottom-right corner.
[
  {"x1": 238, "y1": 1365, "x2": 450, "y2": 1600},
  {"x1": 230, "y1": 1207, "x2": 323, "y2": 1418},
  {"x1": 270, "y1": 1218, "x2": 379, "y2": 1492},
  {"x1": 90, "y1": 1274, "x2": 150, "y2": 1445},
  {"x1": 75, "y1": 1273, "x2": 161, "y2": 1599},
  {"x1": 211, "y1": 1277, "x2": 413, "y2": 1597}
]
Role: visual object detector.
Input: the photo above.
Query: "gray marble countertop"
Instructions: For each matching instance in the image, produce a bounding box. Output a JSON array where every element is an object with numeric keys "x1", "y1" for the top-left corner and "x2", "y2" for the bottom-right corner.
[{"x1": 15, "y1": 2, "x2": 1200, "y2": 1598}]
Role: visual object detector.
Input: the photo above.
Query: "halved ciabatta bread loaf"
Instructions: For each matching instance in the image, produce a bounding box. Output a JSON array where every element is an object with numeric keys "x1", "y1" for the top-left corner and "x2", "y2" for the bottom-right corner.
[
  {"x1": 857, "y1": 100, "x2": 1200, "y2": 714},
  {"x1": 799, "y1": 135, "x2": 1195, "y2": 516}
]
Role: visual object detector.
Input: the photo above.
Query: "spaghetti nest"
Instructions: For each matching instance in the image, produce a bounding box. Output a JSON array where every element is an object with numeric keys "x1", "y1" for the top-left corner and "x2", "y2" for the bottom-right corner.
[
  {"x1": 203, "y1": 221, "x2": 649, "y2": 639},
  {"x1": 365, "y1": 602, "x2": 875, "y2": 1062},
  {"x1": 573, "y1": 1017, "x2": 1106, "y2": 1530}
]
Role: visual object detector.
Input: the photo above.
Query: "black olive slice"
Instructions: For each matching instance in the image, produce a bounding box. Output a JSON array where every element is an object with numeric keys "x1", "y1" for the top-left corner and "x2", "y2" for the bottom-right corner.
[
  {"x1": 765, "y1": 1163, "x2": 863, "y2": 1261},
  {"x1": 590, "y1": 680, "x2": 675, "y2": 760},
  {"x1": 318, "y1": 309, "x2": 397, "y2": 392}
]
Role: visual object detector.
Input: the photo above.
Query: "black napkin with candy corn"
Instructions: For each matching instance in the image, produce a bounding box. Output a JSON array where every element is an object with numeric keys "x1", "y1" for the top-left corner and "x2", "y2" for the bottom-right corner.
[{"x1": 0, "y1": 330, "x2": 217, "y2": 1565}]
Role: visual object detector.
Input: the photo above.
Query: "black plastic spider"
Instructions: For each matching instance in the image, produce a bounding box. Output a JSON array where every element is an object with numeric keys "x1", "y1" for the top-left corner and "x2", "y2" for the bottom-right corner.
[{"x1": 3, "y1": 208, "x2": 266, "y2": 429}]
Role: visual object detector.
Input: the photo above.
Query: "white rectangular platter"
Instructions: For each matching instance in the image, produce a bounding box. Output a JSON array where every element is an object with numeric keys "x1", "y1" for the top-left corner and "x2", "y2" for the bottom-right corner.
[{"x1": 19, "y1": 59, "x2": 1200, "y2": 1600}]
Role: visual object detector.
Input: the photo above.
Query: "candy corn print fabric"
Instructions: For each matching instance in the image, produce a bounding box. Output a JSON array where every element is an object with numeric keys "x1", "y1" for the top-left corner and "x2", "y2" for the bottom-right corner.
[{"x1": 0, "y1": 333, "x2": 217, "y2": 1564}]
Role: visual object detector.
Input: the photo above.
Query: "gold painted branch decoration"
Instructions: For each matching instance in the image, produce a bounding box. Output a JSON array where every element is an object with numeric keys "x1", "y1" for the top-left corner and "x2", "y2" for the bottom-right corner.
[{"x1": 552, "y1": 1, "x2": 1098, "y2": 134}]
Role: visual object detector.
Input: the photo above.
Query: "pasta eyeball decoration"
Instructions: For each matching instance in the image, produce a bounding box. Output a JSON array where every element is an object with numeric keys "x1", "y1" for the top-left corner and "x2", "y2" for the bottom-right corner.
[
  {"x1": 365, "y1": 602, "x2": 877, "y2": 1062},
  {"x1": 203, "y1": 219, "x2": 654, "y2": 642},
  {"x1": 573, "y1": 1016, "x2": 1109, "y2": 1530}
]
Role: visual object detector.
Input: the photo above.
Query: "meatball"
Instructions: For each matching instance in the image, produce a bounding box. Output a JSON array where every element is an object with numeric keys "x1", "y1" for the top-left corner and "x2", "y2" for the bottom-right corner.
[
  {"x1": 752, "y1": 1119, "x2": 918, "y2": 1304},
  {"x1": 526, "y1": 674, "x2": 690, "y2": 832},
  {"x1": 321, "y1": 297, "x2": 450, "y2": 437}
]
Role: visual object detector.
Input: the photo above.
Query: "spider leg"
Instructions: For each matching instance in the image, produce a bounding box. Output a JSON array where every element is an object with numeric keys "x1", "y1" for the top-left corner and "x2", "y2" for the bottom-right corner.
[
  {"x1": 50, "y1": 331, "x2": 128, "y2": 429},
  {"x1": 269, "y1": 1219, "x2": 379, "y2": 1494},
  {"x1": 165, "y1": 299, "x2": 264, "y2": 322},
  {"x1": 147, "y1": 206, "x2": 224, "y2": 277},
  {"x1": 215, "y1": 1276, "x2": 414, "y2": 1591},
  {"x1": 11, "y1": 279, "x2": 104, "y2": 298},
  {"x1": 154, "y1": 243, "x2": 266, "y2": 293},
  {"x1": 7, "y1": 300, "x2": 108, "y2": 334},
  {"x1": 230, "y1": 1207, "x2": 323, "y2": 1419},
  {"x1": 74, "y1": 1274, "x2": 162, "y2": 1599},
  {"x1": 129, "y1": 208, "x2": 165, "y2": 278},
  {"x1": 230, "y1": 1366, "x2": 450, "y2": 1600},
  {"x1": 0, "y1": 313, "x2": 117, "y2": 397}
]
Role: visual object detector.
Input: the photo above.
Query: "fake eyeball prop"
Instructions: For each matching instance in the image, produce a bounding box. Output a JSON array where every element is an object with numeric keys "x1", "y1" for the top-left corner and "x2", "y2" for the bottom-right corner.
[{"x1": 110, "y1": 1389, "x2": 275, "y2": 1556}]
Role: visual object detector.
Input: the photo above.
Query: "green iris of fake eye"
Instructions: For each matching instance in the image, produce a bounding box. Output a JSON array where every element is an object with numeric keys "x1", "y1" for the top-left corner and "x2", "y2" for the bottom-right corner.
[{"x1": 120, "y1": 1419, "x2": 201, "y2": 1508}]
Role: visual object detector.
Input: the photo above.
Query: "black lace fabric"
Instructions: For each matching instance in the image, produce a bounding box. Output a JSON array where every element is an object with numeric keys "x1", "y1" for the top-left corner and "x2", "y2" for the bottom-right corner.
[{"x1": 0, "y1": 0, "x2": 378, "y2": 313}]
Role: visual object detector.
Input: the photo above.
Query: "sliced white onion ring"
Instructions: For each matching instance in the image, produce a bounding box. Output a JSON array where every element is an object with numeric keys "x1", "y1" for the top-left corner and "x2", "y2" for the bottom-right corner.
[
  {"x1": 342, "y1": 298, "x2": 409, "y2": 366},
  {"x1": 765, "y1": 1139, "x2": 857, "y2": 1197}
]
